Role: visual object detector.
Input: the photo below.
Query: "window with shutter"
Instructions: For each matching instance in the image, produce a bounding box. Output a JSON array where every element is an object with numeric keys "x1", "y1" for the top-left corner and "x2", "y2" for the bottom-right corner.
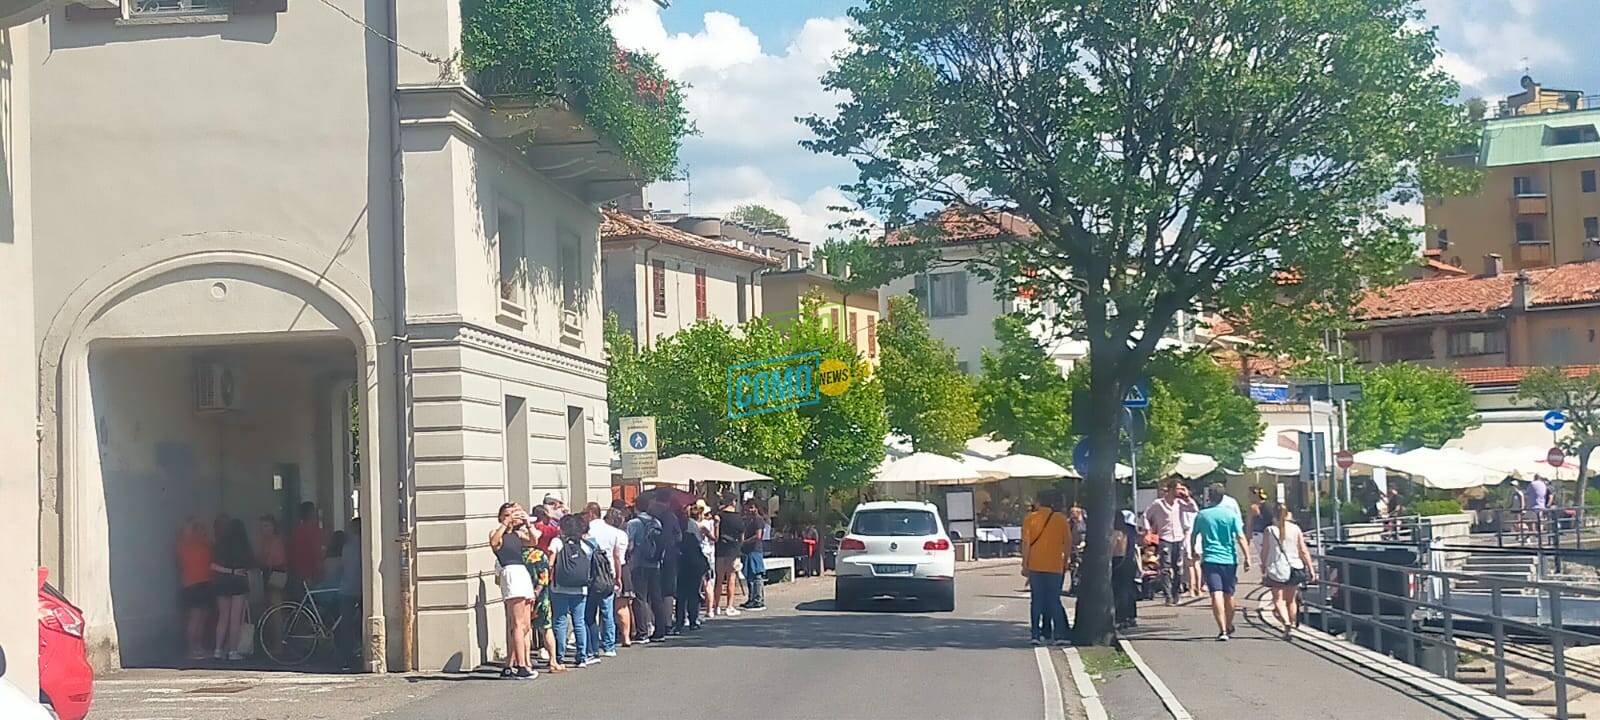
[
  {"x1": 849, "y1": 312, "x2": 859, "y2": 347},
  {"x1": 868, "y1": 321, "x2": 878, "y2": 357},
  {"x1": 830, "y1": 308, "x2": 840, "y2": 334},
  {"x1": 651, "y1": 260, "x2": 667, "y2": 316},
  {"x1": 913, "y1": 273, "x2": 931, "y2": 316},
  {"x1": 736, "y1": 276, "x2": 748, "y2": 322},
  {"x1": 924, "y1": 271, "x2": 969, "y2": 317},
  {"x1": 695, "y1": 268, "x2": 708, "y2": 320}
]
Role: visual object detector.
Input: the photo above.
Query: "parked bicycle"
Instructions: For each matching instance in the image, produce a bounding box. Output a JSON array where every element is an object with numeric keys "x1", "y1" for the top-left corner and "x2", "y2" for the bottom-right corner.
[{"x1": 258, "y1": 583, "x2": 344, "y2": 666}]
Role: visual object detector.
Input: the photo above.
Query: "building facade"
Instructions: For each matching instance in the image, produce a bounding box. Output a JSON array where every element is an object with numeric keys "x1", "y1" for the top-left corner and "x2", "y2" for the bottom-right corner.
[
  {"x1": 601, "y1": 209, "x2": 778, "y2": 345},
  {"x1": 28, "y1": 1, "x2": 627, "y2": 673},
  {"x1": 761, "y1": 265, "x2": 881, "y2": 365},
  {"x1": 1428, "y1": 77, "x2": 1600, "y2": 273}
]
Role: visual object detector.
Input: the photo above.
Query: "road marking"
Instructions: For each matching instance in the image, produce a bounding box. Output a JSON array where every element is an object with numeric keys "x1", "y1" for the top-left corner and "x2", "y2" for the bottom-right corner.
[
  {"x1": 1035, "y1": 646, "x2": 1067, "y2": 720},
  {"x1": 1062, "y1": 647, "x2": 1108, "y2": 720},
  {"x1": 1118, "y1": 638, "x2": 1194, "y2": 720},
  {"x1": 978, "y1": 603, "x2": 1008, "y2": 616}
]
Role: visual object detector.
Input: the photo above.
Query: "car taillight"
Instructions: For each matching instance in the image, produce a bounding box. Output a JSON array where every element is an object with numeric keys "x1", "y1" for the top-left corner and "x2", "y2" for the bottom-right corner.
[
  {"x1": 839, "y1": 537, "x2": 866, "y2": 551},
  {"x1": 924, "y1": 538, "x2": 950, "y2": 551},
  {"x1": 39, "y1": 602, "x2": 84, "y2": 638}
]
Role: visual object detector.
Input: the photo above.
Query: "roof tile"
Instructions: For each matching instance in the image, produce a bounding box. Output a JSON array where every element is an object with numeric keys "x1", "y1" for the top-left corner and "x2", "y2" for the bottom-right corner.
[
  {"x1": 1356, "y1": 259, "x2": 1600, "y2": 321},
  {"x1": 600, "y1": 209, "x2": 781, "y2": 266}
]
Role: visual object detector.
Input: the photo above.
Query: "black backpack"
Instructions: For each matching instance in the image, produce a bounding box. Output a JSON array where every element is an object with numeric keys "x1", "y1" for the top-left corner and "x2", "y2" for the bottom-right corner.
[
  {"x1": 553, "y1": 537, "x2": 592, "y2": 588},
  {"x1": 587, "y1": 539, "x2": 616, "y2": 599},
  {"x1": 633, "y1": 514, "x2": 666, "y2": 565}
]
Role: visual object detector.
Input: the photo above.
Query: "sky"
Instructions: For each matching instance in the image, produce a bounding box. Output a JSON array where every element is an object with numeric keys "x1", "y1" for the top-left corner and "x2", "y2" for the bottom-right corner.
[{"x1": 609, "y1": 0, "x2": 1600, "y2": 246}]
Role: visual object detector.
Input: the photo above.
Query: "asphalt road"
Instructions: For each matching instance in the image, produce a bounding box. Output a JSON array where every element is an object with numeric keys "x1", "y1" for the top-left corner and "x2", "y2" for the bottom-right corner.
[{"x1": 378, "y1": 561, "x2": 1062, "y2": 720}]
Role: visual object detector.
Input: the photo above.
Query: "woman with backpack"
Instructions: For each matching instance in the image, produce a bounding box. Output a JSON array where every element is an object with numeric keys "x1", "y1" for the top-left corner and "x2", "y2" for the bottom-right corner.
[
  {"x1": 548, "y1": 513, "x2": 594, "y2": 668},
  {"x1": 1260, "y1": 503, "x2": 1315, "y2": 638}
]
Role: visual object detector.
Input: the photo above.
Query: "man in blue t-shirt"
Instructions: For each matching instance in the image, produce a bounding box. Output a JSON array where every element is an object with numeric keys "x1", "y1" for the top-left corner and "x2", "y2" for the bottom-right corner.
[{"x1": 1191, "y1": 485, "x2": 1251, "y2": 641}]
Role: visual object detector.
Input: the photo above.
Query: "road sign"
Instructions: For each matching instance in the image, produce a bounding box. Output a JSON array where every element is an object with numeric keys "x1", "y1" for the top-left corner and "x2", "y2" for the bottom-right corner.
[
  {"x1": 1544, "y1": 410, "x2": 1567, "y2": 432},
  {"x1": 1122, "y1": 381, "x2": 1150, "y2": 409},
  {"x1": 620, "y1": 416, "x2": 658, "y2": 479},
  {"x1": 1548, "y1": 447, "x2": 1566, "y2": 468},
  {"x1": 1335, "y1": 450, "x2": 1354, "y2": 469},
  {"x1": 1072, "y1": 438, "x2": 1093, "y2": 478},
  {"x1": 1248, "y1": 382, "x2": 1290, "y2": 404}
]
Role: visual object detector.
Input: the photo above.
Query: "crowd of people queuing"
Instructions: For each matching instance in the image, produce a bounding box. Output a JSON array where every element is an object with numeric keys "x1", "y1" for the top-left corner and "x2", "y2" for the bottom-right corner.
[
  {"x1": 173, "y1": 501, "x2": 362, "y2": 666},
  {"x1": 490, "y1": 491, "x2": 773, "y2": 679},
  {"x1": 1021, "y1": 477, "x2": 1316, "y2": 644}
]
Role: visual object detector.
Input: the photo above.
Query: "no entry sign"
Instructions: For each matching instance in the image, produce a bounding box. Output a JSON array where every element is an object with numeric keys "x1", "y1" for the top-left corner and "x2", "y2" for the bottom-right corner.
[
  {"x1": 1335, "y1": 450, "x2": 1354, "y2": 470},
  {"x1": 1548, "y1": 447, "x2": 1566, "y2": 468}
]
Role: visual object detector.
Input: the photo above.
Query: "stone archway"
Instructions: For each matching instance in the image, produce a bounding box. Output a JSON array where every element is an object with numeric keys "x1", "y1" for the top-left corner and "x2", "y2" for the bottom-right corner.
[{"x1": 35, "y1": 242, "x2": 396, "y2": 671}]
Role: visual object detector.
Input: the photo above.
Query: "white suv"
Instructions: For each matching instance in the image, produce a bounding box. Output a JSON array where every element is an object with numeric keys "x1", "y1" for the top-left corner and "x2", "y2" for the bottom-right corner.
[{"x1": 834, "y1": 501, "x2": 956, "y2": 612}]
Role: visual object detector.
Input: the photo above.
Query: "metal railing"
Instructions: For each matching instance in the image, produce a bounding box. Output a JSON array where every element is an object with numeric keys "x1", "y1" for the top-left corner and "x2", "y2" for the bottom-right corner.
[
  {"x1": 1305, "y1": 551, "x2": 1600, "y2": 719},
  {"x1": 1482, "y1": 507, "x2": 1600, "y2": 553}
]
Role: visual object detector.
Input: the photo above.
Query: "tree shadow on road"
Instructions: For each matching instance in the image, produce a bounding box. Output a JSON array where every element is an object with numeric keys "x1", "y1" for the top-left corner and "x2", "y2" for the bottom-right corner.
[{"x1": 668, "y1": 605, "x2": 1030, "y2": 652}]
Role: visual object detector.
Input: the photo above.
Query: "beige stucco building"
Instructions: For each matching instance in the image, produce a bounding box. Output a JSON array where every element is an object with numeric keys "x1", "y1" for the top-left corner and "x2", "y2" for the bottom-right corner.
[
  {"x1": 601, "y1": 209, "x2": 779, "y2": 344},
  {"x1": 25, "y1": 1, "x2": 633, "y2": 674},
  {"x1": 761, "y1": 266, "x2": 881, "y2": 366}
]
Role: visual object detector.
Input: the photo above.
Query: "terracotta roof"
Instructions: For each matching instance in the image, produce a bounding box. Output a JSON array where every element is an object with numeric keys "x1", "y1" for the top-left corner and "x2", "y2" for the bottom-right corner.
[
  {"x1": 1356, "y1": 260, "x2": 1600, "y2": 321},
  {"x1": 884, "y1": 207, "x2": 1038, "y2": 246},
  {"x1": 600, "y1": 209, "x2": 781, "y2": 266},
  {"x1": 1419, "y1": 250, "x2": 1470, "y2": 277},
  {"x1": 1453, "y1": 365, "x2": 1600, "y2": 387}
]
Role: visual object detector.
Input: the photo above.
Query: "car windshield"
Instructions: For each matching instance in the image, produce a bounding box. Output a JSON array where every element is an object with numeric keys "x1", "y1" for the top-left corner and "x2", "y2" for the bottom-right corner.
[{"x1": 851, "y1": 509, "x2": 938, "y2": 537}]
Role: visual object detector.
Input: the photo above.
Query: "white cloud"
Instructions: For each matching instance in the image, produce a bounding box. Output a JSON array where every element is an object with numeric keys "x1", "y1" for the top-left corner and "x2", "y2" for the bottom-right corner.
[
  {"x1": 648, "y1": 165, "x2": 873, "y2": 246},
  {"x1": 1436, "y1": 51, "x2": 1487, "y2": 90}
]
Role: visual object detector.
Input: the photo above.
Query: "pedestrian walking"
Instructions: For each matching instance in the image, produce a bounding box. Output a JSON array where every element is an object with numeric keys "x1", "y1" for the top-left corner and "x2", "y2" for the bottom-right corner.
[
  {"x1": 584, "y1": 503, "x2": 624, "y2": 659},
  {"x1": 548, "y1": 514, "x2": 593, "y2": 668},
  {"x1": 1020, "y1": 491, "x2": 1071, "y2": 645},
  {"x1": 490, "y1": 502, "x2": 537, "y2": 679},
  {"x1": 740, "y1": 500, "x2": 767, "y2": 611},
  {"x1": 1143, "y1": 478, "x2": 1197, "y2": 603},
  {"x1": 1259, "y1": 503, "x2": 1315, "y2": 639},
  {"x1": 714, "y1": 496, "x2": 744, "y2": 617},
  {"x1": 1246, "y1": 487, "x2": 1268, "y2": 568},
  {"x1": 1191, "y1": 485, "x2": 1251, "y2": 641}
]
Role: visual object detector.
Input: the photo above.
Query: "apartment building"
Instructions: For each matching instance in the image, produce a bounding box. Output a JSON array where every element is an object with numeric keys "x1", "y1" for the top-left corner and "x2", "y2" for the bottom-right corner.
[
  {"x1": 1428, "y1": 76, "x2": 1600, "y2": 272},
  {"x1": 761, "y1": 262, "x2": 881, "y2": 366},
  {"x1": 26, "y1": 0, "x2": 632, "y2": 673},
  {"x1": 601, "y1": 209, "x2": 779, "y2": 344}
]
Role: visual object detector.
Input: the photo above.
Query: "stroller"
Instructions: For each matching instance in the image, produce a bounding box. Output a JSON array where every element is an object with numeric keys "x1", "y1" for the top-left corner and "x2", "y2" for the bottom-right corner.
[{"x1": 1136, "y1": 534, "x2": 1166, "y2": 601}]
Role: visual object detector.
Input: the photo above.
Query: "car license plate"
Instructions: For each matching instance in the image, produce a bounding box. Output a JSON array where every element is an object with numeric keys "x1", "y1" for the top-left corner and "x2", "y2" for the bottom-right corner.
[{"x1": 874, "y1": 564, "x2": 914, "y2": 575}]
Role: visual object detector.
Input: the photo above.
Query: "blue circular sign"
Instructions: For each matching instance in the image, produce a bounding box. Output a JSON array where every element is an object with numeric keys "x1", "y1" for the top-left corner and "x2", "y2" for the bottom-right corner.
[
  {"x1": 1072, "y1": 438, "x2": 1093, "y2": 478},
  {"x1": 628, "y1": 431, "x2": 648, "y2": 450},
  {"x1": 1544, "y1": 410, "x2": 1567, "y2": 432}
]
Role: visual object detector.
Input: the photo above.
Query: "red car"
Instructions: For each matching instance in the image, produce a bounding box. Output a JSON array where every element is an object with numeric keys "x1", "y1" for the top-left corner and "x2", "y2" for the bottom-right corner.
[{"x1": 37, "y1": 569, "x2": 92, "y2": 720}]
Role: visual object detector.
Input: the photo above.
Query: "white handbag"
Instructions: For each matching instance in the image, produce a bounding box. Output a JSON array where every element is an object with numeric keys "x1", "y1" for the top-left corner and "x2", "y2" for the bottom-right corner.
[
  {"x1": 1263, "y1": 528, "x2": 1293, "y2": 584},
  {"x1": 236, "y1": 607, "x2": 256, "y2": 657}
]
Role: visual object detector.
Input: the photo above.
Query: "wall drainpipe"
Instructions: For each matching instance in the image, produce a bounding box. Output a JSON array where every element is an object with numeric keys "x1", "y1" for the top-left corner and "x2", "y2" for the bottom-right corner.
[{"x1": 384, "y1": 0, "x2": 417, "y2": 672}]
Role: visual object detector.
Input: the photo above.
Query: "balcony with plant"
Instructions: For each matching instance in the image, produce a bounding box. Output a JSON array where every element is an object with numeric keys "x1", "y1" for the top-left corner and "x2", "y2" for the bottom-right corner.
[{"x1": 460, "y1": 0, "x2": 691, "y2": 192}]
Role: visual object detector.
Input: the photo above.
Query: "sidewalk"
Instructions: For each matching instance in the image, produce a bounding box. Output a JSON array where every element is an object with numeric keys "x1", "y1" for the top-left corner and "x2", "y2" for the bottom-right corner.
[{"x1": 1120, "y1": 578, "x2": 1471, "y2": 719}]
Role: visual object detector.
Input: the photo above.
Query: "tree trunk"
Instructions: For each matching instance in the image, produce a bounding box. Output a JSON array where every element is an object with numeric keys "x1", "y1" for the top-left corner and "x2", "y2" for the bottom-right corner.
[
  {"x1": 1576, "y1": 442, "x2": 1595, "y2": 514},
  {"x1": 1072, "y1": 367, "x2": 1126, "y2": 646}
]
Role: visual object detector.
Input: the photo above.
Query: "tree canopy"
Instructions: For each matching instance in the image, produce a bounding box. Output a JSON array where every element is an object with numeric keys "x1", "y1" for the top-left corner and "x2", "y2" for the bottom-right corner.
[
  {"x1": 1347, "y1": 363, "x2": 1477, "y2": 451},
  {"x1": 878, "y1": 295, "x2": 979, "y2": 455},
  {"x1": 804, "y1": 0, "x2": 1474, "y2": 644},
  {"x1": 726, "y1": 204, "x2": 793, "y2": 235},
  {"x1": 1146, "y1": 350, "x2": 1264, "y2": 470},
  {"x1": 977, "y1": 316, "x2": 1074, "y2": 464}
]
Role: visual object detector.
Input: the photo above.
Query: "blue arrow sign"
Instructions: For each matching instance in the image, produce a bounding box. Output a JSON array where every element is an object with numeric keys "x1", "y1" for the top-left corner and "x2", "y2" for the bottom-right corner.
[
  {"x1": 1544, "y1": 410, "x2": 1567, "y2": 432},
  {"x1": 1122, "y1": 381, "x2": 1150, "y2": 409}
]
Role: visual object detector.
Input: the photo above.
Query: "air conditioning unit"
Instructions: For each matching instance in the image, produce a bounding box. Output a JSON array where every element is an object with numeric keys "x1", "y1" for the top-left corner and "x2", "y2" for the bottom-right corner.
[{"x1": 194, "y1": 362, "x2": 240, "y2": 412}]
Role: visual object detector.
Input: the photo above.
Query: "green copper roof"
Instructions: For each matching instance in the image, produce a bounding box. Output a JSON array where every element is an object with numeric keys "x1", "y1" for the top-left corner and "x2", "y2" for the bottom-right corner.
[{"x1": 1480, "y1": 107, "x2": 1600, "y2": 167}]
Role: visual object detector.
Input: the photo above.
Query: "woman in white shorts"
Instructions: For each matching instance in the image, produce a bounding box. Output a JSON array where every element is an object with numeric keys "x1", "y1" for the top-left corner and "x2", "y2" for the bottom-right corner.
[{"x1": 491, "y1": 502, "x2": 539, "y2": 679}]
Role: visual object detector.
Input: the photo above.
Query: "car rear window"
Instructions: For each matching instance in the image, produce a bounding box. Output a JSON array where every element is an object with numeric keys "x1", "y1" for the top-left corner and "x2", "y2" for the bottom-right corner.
[{"x1": 851, "y1": 509, "x2": 938, "y2": 537}]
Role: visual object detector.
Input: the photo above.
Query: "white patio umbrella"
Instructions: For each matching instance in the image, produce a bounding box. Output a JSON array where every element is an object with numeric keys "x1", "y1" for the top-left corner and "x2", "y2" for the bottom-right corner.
[
  {"x1": 957, "y1": 452, "x2": 1012, "y2": 482},
  {"x1": 649, "y1": 453, "x2": 772, "y2": 488},
  {"x1": 1243, "y1": 448, "x2": 1301, "y2": 475},
  {"x1": 1172, "y1": 452, "x2": 1219, "y2": 479},
  {"x1": 1365, "y1": 448, "x2": 1505, "y2": 490},
  {"x1": 1463, "y1": 446, "x2": 1577, "y2": 481},
  {"x1": 874, "y1": 452, "x2": 988, "y2": 485},
  {"x1": 987, "y1": 453, "x2": 1072, "y2": 480},
  {"x1": 963, "y1": 435, "x2": 1014, "y2": 460}
]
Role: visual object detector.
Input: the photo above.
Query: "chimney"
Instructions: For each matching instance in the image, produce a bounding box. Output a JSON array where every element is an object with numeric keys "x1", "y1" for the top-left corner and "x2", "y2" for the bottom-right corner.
[
  {"x1": 617, "y1": 189, "x2": 648, "y2": 218},
  {"x1": 1484, "y1": 253, "x2": 1504, "y2": 277},
  {"x1": 1512, "y1": 270, "x2": 1531, "y2": 311}
]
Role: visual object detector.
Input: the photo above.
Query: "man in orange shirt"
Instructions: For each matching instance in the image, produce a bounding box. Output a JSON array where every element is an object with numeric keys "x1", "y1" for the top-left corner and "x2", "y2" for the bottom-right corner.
[{"x1": 1022, "y1": 491, "x2": 1072, "y2": 645}]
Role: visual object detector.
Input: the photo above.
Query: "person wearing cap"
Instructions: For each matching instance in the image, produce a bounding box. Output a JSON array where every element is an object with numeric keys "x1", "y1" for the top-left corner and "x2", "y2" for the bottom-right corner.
[{"x1": 1191, "y1": 484, "x2": 1251, "y2": 641}]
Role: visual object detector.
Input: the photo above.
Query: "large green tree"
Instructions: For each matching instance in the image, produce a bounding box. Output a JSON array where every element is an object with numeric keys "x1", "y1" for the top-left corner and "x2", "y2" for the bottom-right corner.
[
  {"x1": 1146, "y1": 350, "x2": 1265, "y2": 470},
  {"x1": 1348, "y1": 363, "x2": 1477, "y2": 451},
  {"x1": 878, "y1": 295, "x2": 979, "y2": 455},
  {"x1": 1517, "y1": 368, "x2": 1600, "y2": 507},
  {"x1": 978, "y1": 316, "x2": 1074, "y2": 463},
  {"x1": 804, "y1": 0, "x2": 1473, "y2": 643}
]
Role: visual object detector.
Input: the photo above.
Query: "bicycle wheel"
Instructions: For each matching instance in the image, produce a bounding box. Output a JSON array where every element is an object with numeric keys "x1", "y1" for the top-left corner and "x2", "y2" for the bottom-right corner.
[{"x1": 259, "y1": 602, "x2": 321, "y2": 666}]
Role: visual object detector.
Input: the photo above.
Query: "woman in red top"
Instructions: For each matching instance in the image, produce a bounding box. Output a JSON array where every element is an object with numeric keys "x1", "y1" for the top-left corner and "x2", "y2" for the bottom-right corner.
[
  {"x1": 288, "y1": 501, "x2": 326, "y2": 588},
  {"x1": 176, "y1": 518, "x2": 214, "y2": 660}
]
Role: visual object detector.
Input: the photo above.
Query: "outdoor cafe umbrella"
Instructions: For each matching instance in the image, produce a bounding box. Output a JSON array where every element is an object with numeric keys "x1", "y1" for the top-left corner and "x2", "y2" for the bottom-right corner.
[
  {"x1": 958, "y1": 452, "x2": 1012, "y2": 482},
  {"x1": 1172, "y1": 452, "x2": 1220, "y2": 479},
  {"x1": 874, "y1": 452, "x2": 987, "y2": 485},
  {"x1": 636, "y1": 485, "x2": 697, "y2": 513},
  {"x1": 649, "y1": 453, "x2": 773, "y2": 488},
  {"x1": 986, "y1": 453, "x2": 1072, "y2": 480}
]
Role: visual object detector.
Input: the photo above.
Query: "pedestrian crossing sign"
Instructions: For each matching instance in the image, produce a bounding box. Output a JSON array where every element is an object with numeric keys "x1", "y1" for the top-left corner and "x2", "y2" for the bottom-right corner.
[{"x1": 1122, "y1": 380, "x2": 1150, "y2": 409}]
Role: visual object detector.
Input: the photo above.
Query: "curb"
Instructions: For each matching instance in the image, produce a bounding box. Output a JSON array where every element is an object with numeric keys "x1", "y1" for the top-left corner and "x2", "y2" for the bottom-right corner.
[
  {"x1": 1061, "y1": 647, "x2": 1109, "y2": 720},
  {"x1": 1117, "y1": 638, "x2": 1194, "y2": 720},
  {"x1": 1254, "y1": 599, "x2": 1549, "y2": 720}
]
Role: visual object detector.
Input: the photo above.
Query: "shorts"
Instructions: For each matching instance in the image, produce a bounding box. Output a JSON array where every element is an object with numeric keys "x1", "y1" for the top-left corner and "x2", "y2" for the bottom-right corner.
[
  {"x1": 182, "y1": 582, "x2": 213, "y2": 609},
  {"x1": 1202, "y1": 562, "x2": 1238, "y2": 595},
  {"x1": 500, "y1": 564, "x2": 536, "y2": 600},
  {"x1": 715, "y1": 555, "x2": 737, "y2": 577},
  {"x1": 214, "y1": 573, "x2": 249, "y2": 597}
]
